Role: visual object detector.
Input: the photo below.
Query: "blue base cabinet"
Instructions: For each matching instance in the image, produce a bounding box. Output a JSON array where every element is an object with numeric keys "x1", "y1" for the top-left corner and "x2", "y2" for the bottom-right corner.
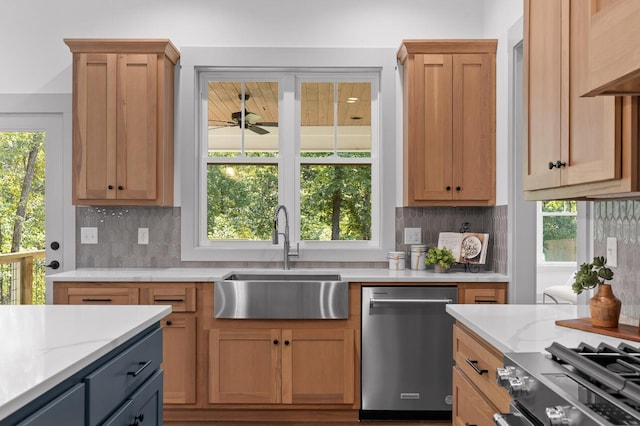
[{"x1": 2, "y1": 324, "x2": 163, "y2": 426}]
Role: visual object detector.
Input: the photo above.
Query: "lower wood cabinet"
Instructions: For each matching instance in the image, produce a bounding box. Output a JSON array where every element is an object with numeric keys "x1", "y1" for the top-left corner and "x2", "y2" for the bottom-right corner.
[
  {"x1": 458, "y1": 282, "x2": 507, "y2": 304},
  {"x1": 453, "y1": 323, "x2": 511, "y2": 425},
  {"x1": 209, "y1": 328, "x2": 355, "y2": 405},
  {"x1": 53, "y1": 282, "x2": 197, "y2": 407},
  {"x1": 452, "y1": 367, "x2": 498, "y2": 426}
]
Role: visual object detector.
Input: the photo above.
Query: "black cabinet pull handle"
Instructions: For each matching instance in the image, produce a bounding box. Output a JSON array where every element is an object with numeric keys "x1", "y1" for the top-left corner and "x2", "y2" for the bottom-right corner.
[
  {"x1": 446, "y1": 186, "x2": 451, "y2": 191},
  {"x1": 476, "y1": 299, "x2": 498, "y2": 304},
  {"x1": 81, "y1": 298, "x2": 112, "y2": 302},
  {"x1": 465, "y1": 358, "x2": 488, "y2": 375},
  {"x1": 135, "y1": 414, "x2": 144, "y2": 423},
  {"x1": 284, "y1": 340, "x2": 290, "y2": 346},
  {"x1": 154, "y1": 298, "x2": 185, "y2": 303},
  {"x1": 273, "y1": 339, "x2": 279, "y2": 345},
  {"x1": 127, "y1": 360, "x2": 152, "y2": 377}
]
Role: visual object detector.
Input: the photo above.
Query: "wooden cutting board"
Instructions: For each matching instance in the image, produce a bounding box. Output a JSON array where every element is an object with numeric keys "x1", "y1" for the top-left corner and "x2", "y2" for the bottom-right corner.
[{"x1": 556, "y1": 318, "x2": 640, "y2": 342}]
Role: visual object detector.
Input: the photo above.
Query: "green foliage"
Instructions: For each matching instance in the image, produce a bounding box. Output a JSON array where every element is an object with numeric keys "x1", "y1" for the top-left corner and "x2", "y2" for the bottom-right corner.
[
  {"x1": 206, "y1": 152, "x2": 372, "y2": 241},
  {"x1": 0, "y1": 132, "x2": 45, "y2": 252},
  {"x1": 425, "y1": 246, "x2": 457, "y2": 269},
  {"x1": 572, "y1": 256, "x2": 614, "y2": 295}
]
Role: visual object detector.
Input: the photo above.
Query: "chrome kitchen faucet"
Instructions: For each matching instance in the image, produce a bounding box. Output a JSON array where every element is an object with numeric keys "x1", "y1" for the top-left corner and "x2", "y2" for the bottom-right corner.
[{"x1": 272, "y1": 205, "x2": 299, "y2": 269}]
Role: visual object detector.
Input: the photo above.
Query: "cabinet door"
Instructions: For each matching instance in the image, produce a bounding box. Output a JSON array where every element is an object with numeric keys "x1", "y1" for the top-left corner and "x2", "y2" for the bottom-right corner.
[
  {"x1": 411, "y1": 54, "x2": 454, "y2": 202},
  {"x1": 73, "y1": 53, "x2": 118, "y2": 202},
  {"x1": 161, "y1": 314, "x2": 196, "y2": 404},
  {"x1": 116, "y1": 54, "x2": 158, "y2": 200},
  {"x1": 452, "y1": 54, "x2": 495, "y2": 203},
  {"x1": 452, "y1": 367, "x2": 498, "y2": 426},
  {"x1": 524, "y1": 0, "x2": 622, "y2": 192},
  {"x1": 523, "y1": 0, "x2": 563, "y2": 190},
  {"x1": 64, "y1": 286, "x2": 139, "y2": 305},
  {"x1": 282, "y1": 329, "x2": 355, "y2": 405},
  {"x1": 17, "y1": 383, "x2": 84, "y2": 426},
  {"x1": 209, "y1": 329, "x2": 281, "y2": 404},
  {"x1": 564, "y1": 0, "x2": 621, "y2": 187}
]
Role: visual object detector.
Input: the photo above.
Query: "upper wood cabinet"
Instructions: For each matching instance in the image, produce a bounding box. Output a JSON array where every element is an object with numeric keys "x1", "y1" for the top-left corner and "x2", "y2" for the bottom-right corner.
[
  {"x1": 587, "y1": 0, "x2": 640, "y2": 96},
  {"x1": 398, "y1": 40, "x2": 497, "y2": 206},
  {"x1": 523, "y1": 0, "x2": 640, "y2": 200},
  {"x1": 65, "y1": 39, "x2": 179, "y2": 206}
]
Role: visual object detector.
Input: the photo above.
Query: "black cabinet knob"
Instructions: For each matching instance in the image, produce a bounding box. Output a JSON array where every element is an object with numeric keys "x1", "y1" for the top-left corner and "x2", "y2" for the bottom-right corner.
[
  {"x1": 548, "y1": 161, "x2": 555, "y2": 170},
  {"x1": 108, "y1": 185, "x2": 114, "y2": 190},
  {"x1": 456, "y1": 186, "x2": 461, "y2": 191},
  {"x1": 446, "y1": 186, "x2": 451, "y2": 191},
  {"x1": 166, "y1": 320, "x2": 172, "y2": 326},
  {"x1": 555, "y1": 160, "x2": 566, "y2": 168},
  {"x1": 273, "y1": 339, "x2": 279, "y2": 345},
  {"x1": 118, "y1": 185, "x2": 124, "y2": 190},
  {"x1": 284, "y1": 340, "x2": 290, "y2": 346}
]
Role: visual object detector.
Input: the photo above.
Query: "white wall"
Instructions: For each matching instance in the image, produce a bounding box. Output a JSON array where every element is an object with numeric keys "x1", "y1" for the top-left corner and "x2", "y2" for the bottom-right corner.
[
  {"x1": 0, "y1": 0, "x2": 487, "y2": 94},
  {"x1": 482, "y1": 0, "x2": 524, "y2": 206}
]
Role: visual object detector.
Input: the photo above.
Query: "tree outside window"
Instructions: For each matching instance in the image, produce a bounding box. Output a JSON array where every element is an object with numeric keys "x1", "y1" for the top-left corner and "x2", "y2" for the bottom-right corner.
[{"x1": 539, "y1": 200, "x2": 577, "y2": 262}]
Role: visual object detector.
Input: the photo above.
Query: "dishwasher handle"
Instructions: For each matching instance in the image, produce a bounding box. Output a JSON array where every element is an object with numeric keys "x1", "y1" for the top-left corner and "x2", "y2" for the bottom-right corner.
[{"x1": 370, "y1": 297, "x2": 453, "y2": 307}]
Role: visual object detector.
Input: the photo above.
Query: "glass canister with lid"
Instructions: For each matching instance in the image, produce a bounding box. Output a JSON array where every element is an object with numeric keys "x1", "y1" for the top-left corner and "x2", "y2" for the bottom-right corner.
[{"x1": 410, "y1": 244, "x2": 427, "y2": 270}]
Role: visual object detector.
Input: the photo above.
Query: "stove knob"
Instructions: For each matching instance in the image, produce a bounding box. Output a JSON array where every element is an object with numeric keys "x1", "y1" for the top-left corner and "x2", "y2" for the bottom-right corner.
[
  {"x1": 507, "y1": 376, "x2": 530, "y2": 398},
  {"x1": 546, "y1": 406, "x2": 571, "y2": 425},
  {"x1": 496, "y1": 366, "x2": 515, "y2": 387}
]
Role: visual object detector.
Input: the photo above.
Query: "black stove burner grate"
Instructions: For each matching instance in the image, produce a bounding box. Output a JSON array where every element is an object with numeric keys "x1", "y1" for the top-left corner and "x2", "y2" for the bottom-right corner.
[{"x1": 547, "y1": 341, "x2": 640, "y2": 408}]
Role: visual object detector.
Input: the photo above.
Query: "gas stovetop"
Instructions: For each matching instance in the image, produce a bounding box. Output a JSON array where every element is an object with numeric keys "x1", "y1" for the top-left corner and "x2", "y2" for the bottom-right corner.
[{"x1": 500, "y1": 341, "x2": 640, "y2": 425}]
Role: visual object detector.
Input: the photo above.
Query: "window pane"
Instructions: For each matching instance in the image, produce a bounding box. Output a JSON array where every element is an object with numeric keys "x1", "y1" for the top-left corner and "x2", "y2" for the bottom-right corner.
[
  {"x1": 542, "y1": 215, "x2": 577, "y2": 261},
  {"x1": 542, "y1": 200, "x2": 576, "y2": 213},
  {"x1": 300, "y1": 82, "x2": 372, "y2": 158},
  {"x1": 207, "y1": 81, "x2": 279, "y2": 157},
  {"x1": 300, "y1": 164, "x2": 371, "y2": 241},
  {"x1": 337, "y1": 82, "x2": 371, "y2": 158},
  {"x1": 207, "y1": 164, "x2": 278, "y2": 240}
]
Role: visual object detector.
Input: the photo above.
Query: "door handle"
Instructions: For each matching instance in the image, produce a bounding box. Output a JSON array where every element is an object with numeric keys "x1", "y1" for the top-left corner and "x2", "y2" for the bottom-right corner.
[
  {"x1": 370, "y1": 298, "x2": 453, "y2": 307},
  {"x1": 45, "y1": 260, "x2": 60, "y2": 269}
]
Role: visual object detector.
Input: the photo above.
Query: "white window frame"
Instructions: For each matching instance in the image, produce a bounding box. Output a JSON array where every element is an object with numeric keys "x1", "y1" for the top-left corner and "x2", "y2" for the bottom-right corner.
[
  {"x1": 178, "y1": 47, "x2": 396, "y2": 262},
  {"x1": 536, "y1": 200, "x2": 578, "y2": 265}
]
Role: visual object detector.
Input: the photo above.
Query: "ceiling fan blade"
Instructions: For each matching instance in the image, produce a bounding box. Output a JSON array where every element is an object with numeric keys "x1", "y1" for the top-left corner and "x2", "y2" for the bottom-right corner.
[
  {"x1": 247, "y1": 124, "x2": 270, "y2": 135},
  {"x1": 255, "y1": 122, "x2": 278, "y2": 127}
]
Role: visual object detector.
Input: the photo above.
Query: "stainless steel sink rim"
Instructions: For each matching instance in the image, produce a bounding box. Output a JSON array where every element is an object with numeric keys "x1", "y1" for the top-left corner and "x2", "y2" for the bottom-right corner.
[{"x1": 215, "y1": 272, "x2": 348, "y2": 319}]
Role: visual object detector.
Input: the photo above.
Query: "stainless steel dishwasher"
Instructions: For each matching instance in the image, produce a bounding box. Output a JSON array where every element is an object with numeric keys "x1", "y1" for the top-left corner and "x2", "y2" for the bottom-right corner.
[{"x1": 360, "y1": 286, "x2": 457, "y2": 420}]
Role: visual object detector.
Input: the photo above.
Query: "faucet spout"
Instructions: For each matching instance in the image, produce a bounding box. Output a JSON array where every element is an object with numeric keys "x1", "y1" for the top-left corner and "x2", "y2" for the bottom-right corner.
[{"x1": 272, "y1": 205, "x2": 298, "y2": 269}]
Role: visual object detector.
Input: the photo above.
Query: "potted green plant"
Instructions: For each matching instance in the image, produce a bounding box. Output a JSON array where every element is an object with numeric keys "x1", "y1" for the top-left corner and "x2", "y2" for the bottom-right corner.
[
  {"x1": 572, "y1": 256, "x2": 620, "y2": 328},
  {"x1": 425, "y1": 246, "x2": 457, "y2": 273}
]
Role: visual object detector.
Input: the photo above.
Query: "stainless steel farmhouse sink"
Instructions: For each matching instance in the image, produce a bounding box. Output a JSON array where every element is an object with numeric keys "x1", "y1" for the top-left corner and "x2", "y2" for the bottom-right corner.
[{"x1": 214, "y1": 272, "x2": 348, "y2": 319}]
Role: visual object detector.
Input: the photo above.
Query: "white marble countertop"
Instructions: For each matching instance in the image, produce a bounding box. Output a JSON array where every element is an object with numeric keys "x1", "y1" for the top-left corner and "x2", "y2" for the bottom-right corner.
[
  {"x1": 0, "y1": 305, "x2": 171, "y2": 421},
  {"x1": 446, "y1": 304, "x2": 639, "y2": 354},
  {"x1": 48, "y1": 267, "x2": 508, "y2": 283}
]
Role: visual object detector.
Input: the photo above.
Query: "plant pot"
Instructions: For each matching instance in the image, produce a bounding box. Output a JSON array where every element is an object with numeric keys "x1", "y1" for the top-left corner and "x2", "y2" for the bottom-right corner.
[
  {"x1": 589, "y1": 283, "x2": 621, "y2": 328},
  {"x1": 434, "y1": 265, "x2": 450, "y2": 273}
]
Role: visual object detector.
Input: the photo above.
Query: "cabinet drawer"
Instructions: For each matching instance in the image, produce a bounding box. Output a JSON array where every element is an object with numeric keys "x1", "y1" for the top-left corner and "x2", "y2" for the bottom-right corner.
[
  {"x1": 103, "y1": 370, "x2": 163, "y2": 426},
  {"x1": 143, "y1": 286, "x2": 196, "y2": 312},
  {"x1": 66, "y1": 287, "x2": 139, "y2": 305},
  {"x1": 453, "y1": 367, "x2": 498, "y2": 426},
  {"x1": 453, "y1": 324, "x2": 510, "y2": 413},
  {"x1": 85, "y1": 327, "x2": 162, "y2": 425},
  {"x1": 17, "y1": 383, "x2": 84, "y2": 426}
]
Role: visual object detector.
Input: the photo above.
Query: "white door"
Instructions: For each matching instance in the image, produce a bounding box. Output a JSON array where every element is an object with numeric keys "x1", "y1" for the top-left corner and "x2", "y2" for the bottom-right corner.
[{"x1": 0, "y1": 110, "x2": 74, "y2": 302}]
